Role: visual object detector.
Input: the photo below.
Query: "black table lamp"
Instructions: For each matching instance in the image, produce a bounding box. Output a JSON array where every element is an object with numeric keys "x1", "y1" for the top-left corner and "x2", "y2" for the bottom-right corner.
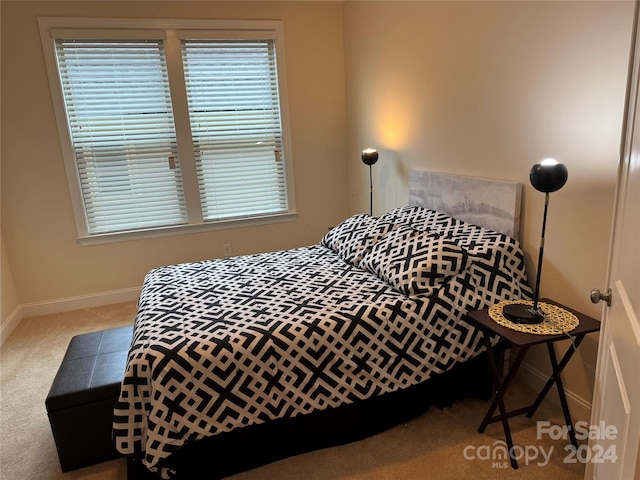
[
  {"x1": 362, "y1": 148, "x2": 379, "y2": 216},
  {"x1": 502, "y1": 159, "x2": 568, "y2": 324}
]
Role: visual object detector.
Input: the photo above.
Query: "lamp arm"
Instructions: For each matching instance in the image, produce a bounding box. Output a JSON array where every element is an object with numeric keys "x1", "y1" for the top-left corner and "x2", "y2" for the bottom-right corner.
[{"x1": 532, "y1": 193, "x2": 550, "y2": 311}]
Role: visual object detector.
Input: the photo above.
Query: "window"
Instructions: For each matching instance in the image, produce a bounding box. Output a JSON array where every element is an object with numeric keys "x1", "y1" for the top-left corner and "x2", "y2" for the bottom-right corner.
[
  {"x1": 182, "y1": 39, "x2": 288, "y2": 221},
  {"x1": 39, "y1": 18, "x2": 295, "y2": 244}
]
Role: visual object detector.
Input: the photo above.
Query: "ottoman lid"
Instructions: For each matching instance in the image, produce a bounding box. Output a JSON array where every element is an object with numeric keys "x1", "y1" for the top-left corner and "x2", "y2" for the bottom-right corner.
[{"x1": 46, "y1": 326, "x2": 133, "y2": 411}]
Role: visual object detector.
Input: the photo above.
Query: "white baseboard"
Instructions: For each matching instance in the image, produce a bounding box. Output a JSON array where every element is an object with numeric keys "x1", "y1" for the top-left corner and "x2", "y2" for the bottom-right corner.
[
  {"x1": 517, "y1": 360, "x2": 593, "y2": 424},
  {"x1": 0, "y1": 306, "x2": 23, "y2": 347},
  {"x1": 0, "y1": 287, "x2": 140, "y2": 347}
]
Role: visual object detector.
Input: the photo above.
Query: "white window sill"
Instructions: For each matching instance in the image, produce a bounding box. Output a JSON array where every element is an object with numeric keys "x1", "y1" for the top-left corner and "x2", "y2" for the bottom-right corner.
[{"x1": 77, "y1": 212, "x2": 298, "y2": 246}]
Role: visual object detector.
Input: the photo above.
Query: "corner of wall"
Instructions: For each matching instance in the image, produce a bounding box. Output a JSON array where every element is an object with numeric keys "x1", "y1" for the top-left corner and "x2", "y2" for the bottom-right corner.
[
  {"x1": 0, "y1": 287, "x2": 140, "y2": 347},
  {"x1": 0, "y1": 306, "x2": 23, "y2": 347},
  {"x1": 1, "y1": 233, "x2": 21, "y2": 341}
]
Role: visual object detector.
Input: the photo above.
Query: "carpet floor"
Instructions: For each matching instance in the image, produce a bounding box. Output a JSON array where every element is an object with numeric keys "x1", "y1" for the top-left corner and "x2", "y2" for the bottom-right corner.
[{"x1": 0, "y1": 303, "x2": 586, "y2": 480}]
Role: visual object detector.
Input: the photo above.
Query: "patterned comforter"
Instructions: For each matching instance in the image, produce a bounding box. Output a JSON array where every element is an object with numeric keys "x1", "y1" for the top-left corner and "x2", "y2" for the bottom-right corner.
[{"x1": 113, "y1": 207, "x2": 532, "y2": 477}]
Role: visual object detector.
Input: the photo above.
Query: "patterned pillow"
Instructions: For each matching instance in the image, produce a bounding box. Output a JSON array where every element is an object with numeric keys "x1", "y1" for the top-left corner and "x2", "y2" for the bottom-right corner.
[
  {"x1": 321, "y1": 214, "x2": 397, "y2": 267},
  {"x1": 378, "y1": 205, "x2": 446, "y2": 232},
  {"x1": 360, "y1": 225, "x2": 472, "y2": 295}
]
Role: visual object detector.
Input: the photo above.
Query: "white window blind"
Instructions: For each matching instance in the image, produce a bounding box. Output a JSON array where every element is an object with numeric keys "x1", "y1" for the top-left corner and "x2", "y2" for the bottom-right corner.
[
  {"x1": 41, "y1": 18, "x2": 295, "y2": 242},
  {"x1": 181, "y1": 39, "x2": 288, "y2": 221},
  {"x1": 55, "y1": 39, "x2": 187, "y2": 234}
]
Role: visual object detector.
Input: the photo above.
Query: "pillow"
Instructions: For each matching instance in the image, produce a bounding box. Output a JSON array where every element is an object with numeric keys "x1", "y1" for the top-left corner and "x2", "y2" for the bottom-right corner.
[
  {"x1": 379, "y1": 205, "x2": 466, "y2": 234},
  {"x1": 321, "y1": 214, "x2": 397, "y2": 266},
  {"x1": 360, "y1": 225, "x2": 472, "y2": 295}
]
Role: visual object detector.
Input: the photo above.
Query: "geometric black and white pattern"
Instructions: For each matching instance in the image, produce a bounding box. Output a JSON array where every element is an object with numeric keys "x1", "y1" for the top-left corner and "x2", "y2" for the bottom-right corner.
[
  {"x1": 360, "y1": 225, "x2": 472, "y2": 295},
  {"x1": 113, "y1": 207, "x2": 532, "y2": 478},
  {"x1": 320, "y1": 213, "x2": 398, "y2": 267}
]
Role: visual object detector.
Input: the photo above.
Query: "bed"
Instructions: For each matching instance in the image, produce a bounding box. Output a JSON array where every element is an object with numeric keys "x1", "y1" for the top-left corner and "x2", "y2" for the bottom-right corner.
[{"x1": 114, "y1": 171, "x2": 531, "y2": 480}]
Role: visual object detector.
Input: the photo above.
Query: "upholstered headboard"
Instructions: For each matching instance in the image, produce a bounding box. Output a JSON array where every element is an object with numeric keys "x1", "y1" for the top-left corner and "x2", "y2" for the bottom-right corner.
[{"x1": 408, "y1": 171, "x2": 522, "y2": 239}]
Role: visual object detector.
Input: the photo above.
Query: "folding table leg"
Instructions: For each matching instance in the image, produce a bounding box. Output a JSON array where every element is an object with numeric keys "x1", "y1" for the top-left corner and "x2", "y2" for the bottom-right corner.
[
  {"x1": 526, "y1": 335, "x2": 586, "y2": 449},
  {"x1": 477, "y1": 332, "x2": 524, "y2": 469}
]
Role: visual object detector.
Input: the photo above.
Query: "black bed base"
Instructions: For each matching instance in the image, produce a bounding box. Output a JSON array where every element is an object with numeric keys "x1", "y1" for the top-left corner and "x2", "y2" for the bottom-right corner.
[{"x1": 127, "y1": 350, "x2": 495, "y2": 480}]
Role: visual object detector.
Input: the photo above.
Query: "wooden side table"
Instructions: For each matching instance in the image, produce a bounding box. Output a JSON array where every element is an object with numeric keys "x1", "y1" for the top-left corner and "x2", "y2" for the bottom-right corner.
[{"x1": 464, "y1": 298, "x2": 600, "y2": 469}]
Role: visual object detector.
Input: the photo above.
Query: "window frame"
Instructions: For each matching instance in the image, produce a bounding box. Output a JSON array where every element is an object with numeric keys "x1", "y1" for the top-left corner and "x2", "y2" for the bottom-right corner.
[{"x1": 39, "y1": 17, "x2": 297, "y2": 245}]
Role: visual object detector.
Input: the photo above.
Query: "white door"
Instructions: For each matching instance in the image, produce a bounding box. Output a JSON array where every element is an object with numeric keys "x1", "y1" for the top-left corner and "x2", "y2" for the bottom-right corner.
[{"x1": 587, "y1": 5, "x2": 640, "y2": 480}]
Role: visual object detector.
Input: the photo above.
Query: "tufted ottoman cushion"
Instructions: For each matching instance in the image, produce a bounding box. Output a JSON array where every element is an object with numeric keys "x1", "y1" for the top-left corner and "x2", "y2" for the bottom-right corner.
[{"x1": 46, "y1": 325, "x2": 133, "y2": 471}]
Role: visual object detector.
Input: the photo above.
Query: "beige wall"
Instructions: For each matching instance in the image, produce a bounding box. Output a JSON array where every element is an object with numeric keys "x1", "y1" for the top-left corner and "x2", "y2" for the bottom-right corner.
[
  {"x1": 1, "y1": 1, "x2": 349, "y2": 305},
  {"x1": 343, "y1": 0, "x2": 635, "y2": 419}
]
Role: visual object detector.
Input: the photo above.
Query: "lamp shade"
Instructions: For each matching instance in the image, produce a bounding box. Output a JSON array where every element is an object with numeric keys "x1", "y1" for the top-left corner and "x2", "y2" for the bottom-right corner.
[
  {"x1": 530, "y1": 160, "x2": 568, "y2": 193},
  {"x1": 361, "y1": 148, "x2": 379, "y2": 166}
]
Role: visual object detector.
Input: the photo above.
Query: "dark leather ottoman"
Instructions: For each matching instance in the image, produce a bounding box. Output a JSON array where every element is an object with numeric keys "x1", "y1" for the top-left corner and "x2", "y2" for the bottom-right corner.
[{"x1": 46, "y1": 325, "x2": 133, "y2": 471}]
